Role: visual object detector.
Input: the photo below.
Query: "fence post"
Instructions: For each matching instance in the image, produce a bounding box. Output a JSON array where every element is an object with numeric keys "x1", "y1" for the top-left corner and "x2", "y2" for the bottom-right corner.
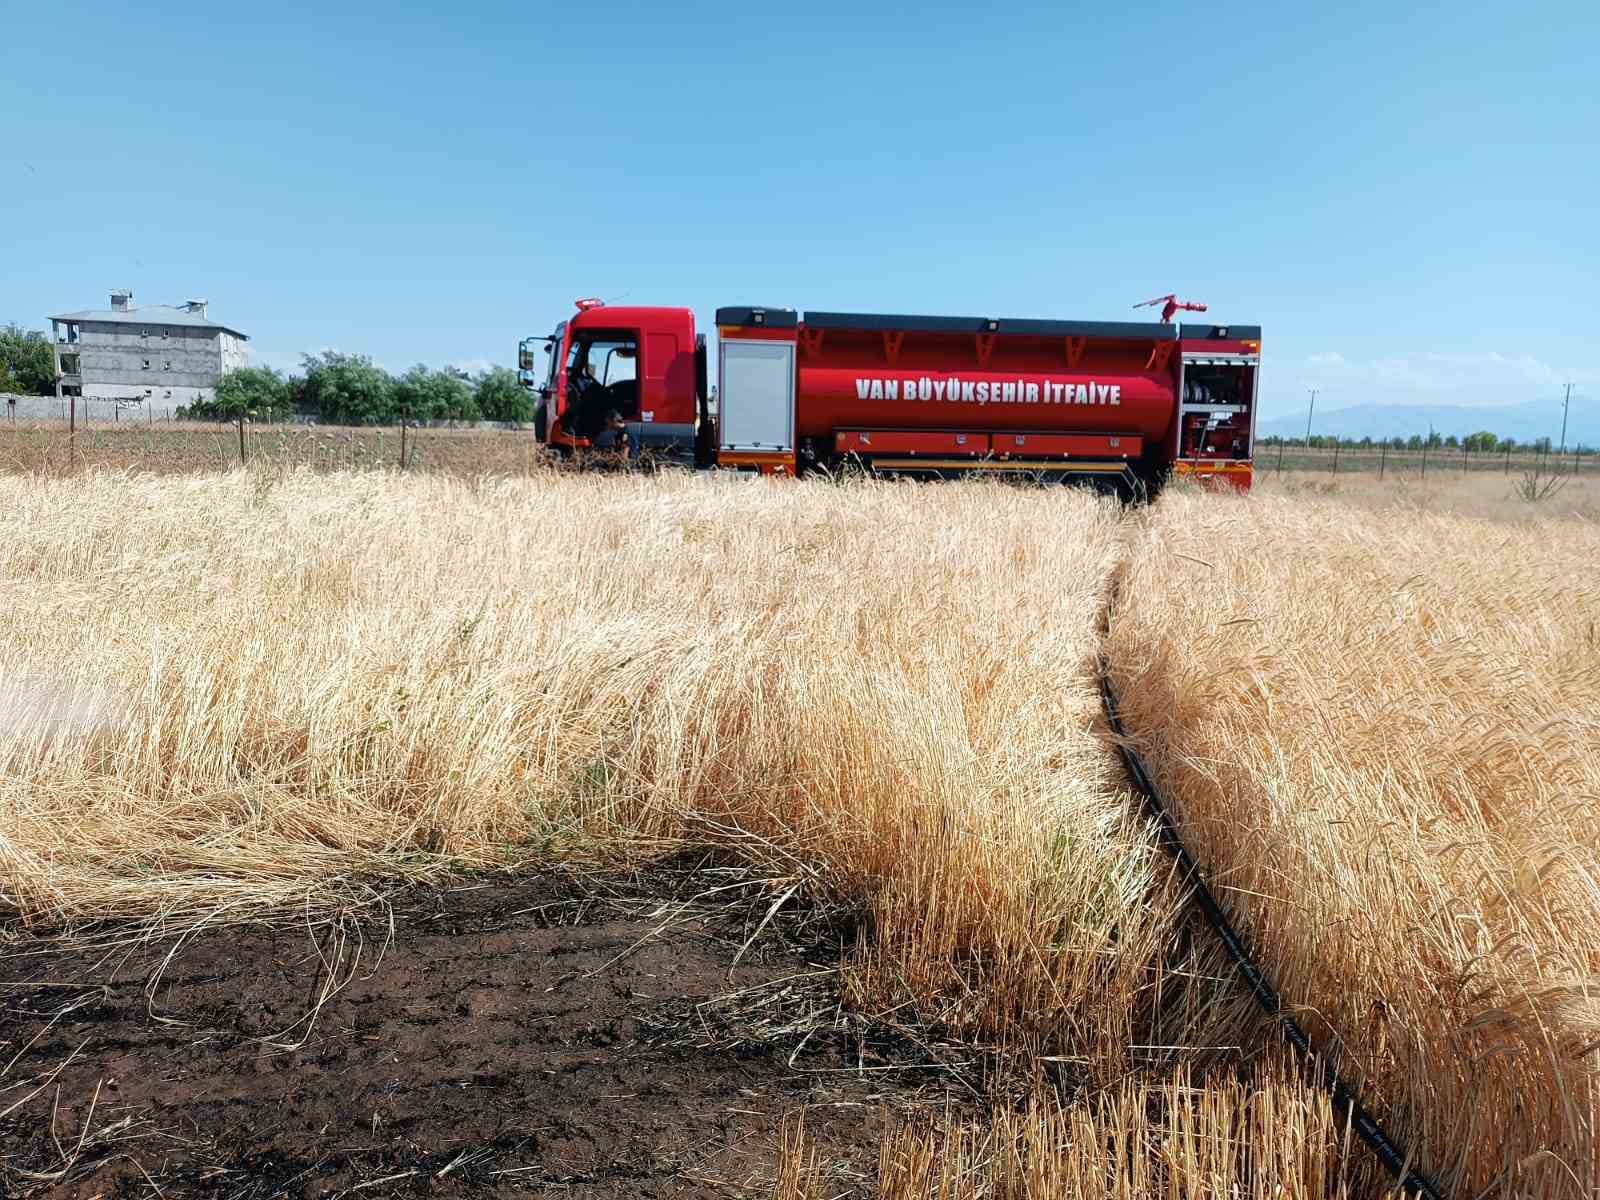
[
  {"x1": 1505, "y1": 444, "x2": 1511, "y2": 474},
  {"x1": 1462, "y1": 442, "x2": 1467, "y2": 473},
  {"x1": 1421, "y1": 440, "x2": 1428, "y2": 479},
  {"x1": 1276, "y1": 440, "x2": 1285, "y2": 475},
  {"x1": 1332, "y1": 441, "x2": 1340, "y2": 474},
  {"x1": 1379, "y1": 441, "x2": 1387, "y2": 480}
]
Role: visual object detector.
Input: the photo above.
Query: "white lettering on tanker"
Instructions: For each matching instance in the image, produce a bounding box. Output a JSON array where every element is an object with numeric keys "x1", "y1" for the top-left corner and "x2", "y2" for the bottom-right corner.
[
  {"x1": 856, "y1": 378, "x2": 907, "y2": 400},
  {"x1": 853, "y1": 377, "x2": 1120, "y2": 406}
]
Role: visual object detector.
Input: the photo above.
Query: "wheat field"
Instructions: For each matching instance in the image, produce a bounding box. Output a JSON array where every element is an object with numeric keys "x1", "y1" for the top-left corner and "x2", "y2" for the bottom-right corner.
[
  {"x1": 1109, "y1": 489, "x2": 1600, "y2": 1197},
  {"x1": 1, "y1": 464, "x2": 1594, "y2": 1197},
  {"x1": 0, "y1": 468, "x2": 1202, "y2": 1071}
]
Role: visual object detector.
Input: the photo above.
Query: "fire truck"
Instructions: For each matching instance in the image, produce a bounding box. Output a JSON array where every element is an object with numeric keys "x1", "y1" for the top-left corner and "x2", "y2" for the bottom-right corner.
[{"x1": 517, "y1": 299, "x2": 1259, "y2": 492}]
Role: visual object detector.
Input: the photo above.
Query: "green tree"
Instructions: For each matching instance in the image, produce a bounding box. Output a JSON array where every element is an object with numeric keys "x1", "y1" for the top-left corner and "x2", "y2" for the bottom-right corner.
[
  {"x1": 1464, "y1": 431, "x2": 1498, "y2": 453},
  {"x1": 473, "y1": 367, "x2": 532, "y2": 423},
  {"x1": 0, "y1": 324, "x2": 57, "y2": 395},
  {"x1": 205, "y1": 366, "x2": 292, "y2": 421},
  {"x1": 301, "y1": 351, "x2": 395, "y2": 425},
  {"x1": 1407, "y1": 435, "x2": 1424, "y2": 450},
  {"x1": 1444, "y1": 434, "x2": 1459, "y2": 449},
  {"x1": 395, "y1": 364, "x2": 479, "y2": 422}
]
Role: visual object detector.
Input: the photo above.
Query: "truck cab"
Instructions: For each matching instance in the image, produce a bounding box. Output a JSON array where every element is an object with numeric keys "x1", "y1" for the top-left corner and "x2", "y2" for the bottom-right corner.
[{"x1": 519, "y1": 301, "x2": 705, "y2": 460}]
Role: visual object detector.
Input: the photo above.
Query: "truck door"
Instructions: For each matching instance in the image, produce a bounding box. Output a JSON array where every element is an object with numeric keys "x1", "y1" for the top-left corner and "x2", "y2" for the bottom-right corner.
[
  {"x1": 718, "y1": 339, "x2": 796, "y2": 470},
  {"x1": 530, "y1": 320, "x2": 567, "y2": 443}
]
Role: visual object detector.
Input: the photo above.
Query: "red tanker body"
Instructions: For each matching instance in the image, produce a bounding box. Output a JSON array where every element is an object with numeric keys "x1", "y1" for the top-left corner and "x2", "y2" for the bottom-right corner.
[{"x1": 518, "y1": 298, "x2": 1259, "y2": 493}]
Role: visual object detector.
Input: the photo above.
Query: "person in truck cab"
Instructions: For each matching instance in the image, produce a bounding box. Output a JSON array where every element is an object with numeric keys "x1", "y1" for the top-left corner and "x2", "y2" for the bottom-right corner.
[
  {"x1": 567, "y1": 359, "x2": 599, "y2": 408},
  {"x1": 560, "y1": 359, "x2": 607, "y2": 440}
]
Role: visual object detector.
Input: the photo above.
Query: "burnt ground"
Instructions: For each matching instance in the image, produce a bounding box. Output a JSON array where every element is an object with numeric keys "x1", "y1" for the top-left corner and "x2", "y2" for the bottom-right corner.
[{"x1": 0, "y1": 867, "x2": 976, "y2": 1199}]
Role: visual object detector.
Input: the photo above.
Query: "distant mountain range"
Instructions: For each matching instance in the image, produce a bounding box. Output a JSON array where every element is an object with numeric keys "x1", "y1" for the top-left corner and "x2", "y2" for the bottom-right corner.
[{"x1": 1257, "y1": 397, "x2": 1597, "y2": 448}]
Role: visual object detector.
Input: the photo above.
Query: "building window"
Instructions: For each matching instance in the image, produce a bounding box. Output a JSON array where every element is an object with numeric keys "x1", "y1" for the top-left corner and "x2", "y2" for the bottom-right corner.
[
  {"x1": 142, "y1": 358, "x2": 151, "y2": 370},
  {"x1": 162, "y1": 329, "x2": 170, "y2": 339},
  {"x1": 60, "y1": 354, "x2": 80, "y2": 374},
  {"x1": 164, "y1": 389, "x2": 172, "y2": 398},
  {"x1": 141, "y1": 328, "x2": 149, "y2": 340},
  {"x1": 163, "y1": 359, "x2": 172, "y2": 371},
  {"x1": 144, "y1": 388, "x2": 153, "y2": 398}
]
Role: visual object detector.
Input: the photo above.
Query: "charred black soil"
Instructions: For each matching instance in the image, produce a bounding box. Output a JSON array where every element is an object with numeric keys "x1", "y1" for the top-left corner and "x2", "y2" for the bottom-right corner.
[{"x1": 0, "y1": 868, "x2": 969, "y2": 1198}]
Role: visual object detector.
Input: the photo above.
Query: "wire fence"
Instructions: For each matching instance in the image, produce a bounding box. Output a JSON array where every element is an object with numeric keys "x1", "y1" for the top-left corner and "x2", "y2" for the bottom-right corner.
[
  {"x1": 0, "y1": 416, "x2": 547, "y2": 477},
  {"x1": 1261, "y1": 441, "x2": 1589, "y2": 479}
]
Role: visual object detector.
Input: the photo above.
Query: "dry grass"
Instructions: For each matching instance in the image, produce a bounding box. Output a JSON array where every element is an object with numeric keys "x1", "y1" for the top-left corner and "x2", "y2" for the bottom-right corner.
[
  {"x1": 869, "y1": 1061, "x2": 1399, "y2": 1199},
  {"x1": 1253, "y1": 464, "x2": 1600, "y2": 522},
  {"x1": 0, "y1": 466, "x2": 1196, "y2": 1070},
  {"x1": 1108, "y1": 489, "x2": 1600, "y2": 1197},
  {"x1": 0, "y1": 419, "x2": 541, "y2": 477}
]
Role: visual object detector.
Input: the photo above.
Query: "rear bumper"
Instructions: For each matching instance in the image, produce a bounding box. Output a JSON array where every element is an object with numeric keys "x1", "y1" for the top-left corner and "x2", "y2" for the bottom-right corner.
[
  {"x1": 718, "y1": 450, "x2": 795, "y2": 475},
  {"x1": 1173, "y1": 460, "x2": 1253, "y2": 492}
]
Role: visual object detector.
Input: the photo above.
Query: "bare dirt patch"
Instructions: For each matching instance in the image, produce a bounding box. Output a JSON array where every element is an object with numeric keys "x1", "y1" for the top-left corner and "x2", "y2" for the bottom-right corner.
[{"x1": 0, "y1": 868, "x2": 965, "y2": 1198}]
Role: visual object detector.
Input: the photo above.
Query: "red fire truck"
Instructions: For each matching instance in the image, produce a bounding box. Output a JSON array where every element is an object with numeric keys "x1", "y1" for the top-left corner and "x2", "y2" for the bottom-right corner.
[{"x1": 518, "y1": 299, "x2": 1259, "y2": 493}]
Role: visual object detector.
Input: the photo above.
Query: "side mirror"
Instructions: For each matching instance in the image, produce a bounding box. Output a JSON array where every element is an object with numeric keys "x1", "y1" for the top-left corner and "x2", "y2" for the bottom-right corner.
[{"x1": 518, "y1": 349, "x2": 534, "y2": 371}]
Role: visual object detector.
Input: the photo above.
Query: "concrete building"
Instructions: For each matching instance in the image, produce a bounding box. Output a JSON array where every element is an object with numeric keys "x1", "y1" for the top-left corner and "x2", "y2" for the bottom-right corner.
[{"x1": 50, "y1": 290, "x2": 250, "y2": 410}]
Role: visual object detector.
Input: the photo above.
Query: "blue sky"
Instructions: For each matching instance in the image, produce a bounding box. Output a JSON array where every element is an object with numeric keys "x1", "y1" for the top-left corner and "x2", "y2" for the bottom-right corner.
[{"x1": 2, "y1": 0, "x2": 1595, "y2": 422}]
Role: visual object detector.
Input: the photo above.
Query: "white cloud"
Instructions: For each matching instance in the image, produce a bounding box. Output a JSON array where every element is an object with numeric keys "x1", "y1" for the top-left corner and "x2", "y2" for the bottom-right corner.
[{"x1": 1293, "y1": 349, "x2": 1597, "y2": 406}]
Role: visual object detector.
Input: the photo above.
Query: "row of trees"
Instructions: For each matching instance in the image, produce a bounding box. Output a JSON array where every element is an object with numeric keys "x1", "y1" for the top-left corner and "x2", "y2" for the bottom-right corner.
[
  {"x1": 2, "y1": 323, "x2": 530, "y2": 425},
  {"x1": 0, "y1": 324, "x2": 56, "y2": 395},
  {"x1": 197, "y1": 352, "x2": 531, "y2": 426},
  {"x1": 1259, "y1": 432, "x2": 1590, "y2": 454}
]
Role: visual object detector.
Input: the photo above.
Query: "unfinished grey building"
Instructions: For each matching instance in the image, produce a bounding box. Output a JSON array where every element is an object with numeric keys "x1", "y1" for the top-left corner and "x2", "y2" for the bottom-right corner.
[{"x1": 50, "y1": 291, "x2": 250, "y2": 410}]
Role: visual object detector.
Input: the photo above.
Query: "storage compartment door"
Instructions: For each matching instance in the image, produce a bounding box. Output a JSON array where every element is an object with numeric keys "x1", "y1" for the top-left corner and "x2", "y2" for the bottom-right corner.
[{"x1": 719, "y1": 339, "x2": 795, "y2": 452}]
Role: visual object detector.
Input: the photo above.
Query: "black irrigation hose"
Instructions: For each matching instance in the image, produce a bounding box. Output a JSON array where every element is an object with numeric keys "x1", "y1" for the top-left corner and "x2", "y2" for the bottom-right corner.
[{"x1": 1099, "y1": 666, "x2": 1447, "y2": 1200}]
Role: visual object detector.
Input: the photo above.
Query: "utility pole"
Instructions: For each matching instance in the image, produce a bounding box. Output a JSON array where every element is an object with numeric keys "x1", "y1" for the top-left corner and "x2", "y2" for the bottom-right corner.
[
  {"x1": 1559, "y1": 382, "x2": 1572, "y2": 455},
  {"x1": 1304, "y1": 389, "x2": 1318, "y2": 445}
]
